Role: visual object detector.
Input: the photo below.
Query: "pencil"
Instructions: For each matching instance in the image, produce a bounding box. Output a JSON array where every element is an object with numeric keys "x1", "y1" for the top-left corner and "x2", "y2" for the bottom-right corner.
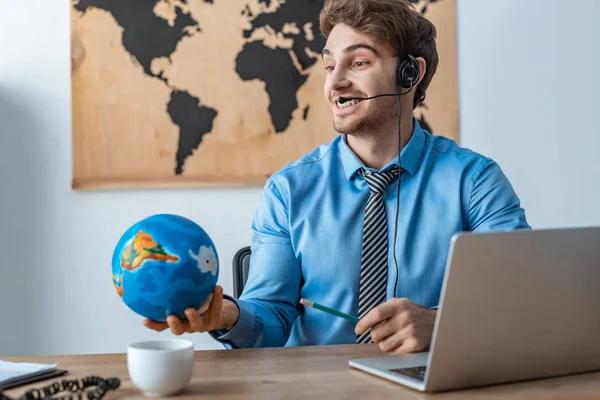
[{"x1": 300, "y1": 298, "x2": 360, "y2": 324}]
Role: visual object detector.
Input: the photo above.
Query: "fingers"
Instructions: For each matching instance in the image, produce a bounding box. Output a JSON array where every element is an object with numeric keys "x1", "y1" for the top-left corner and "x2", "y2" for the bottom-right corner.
[
  {"x1": 208, "y1": 285, "x2": 224, "y2": 328},
  {"x1": 369, "y1": 320, "x2": 396, "y2": 343},
  {"x1": 143, "y1": 319, "x2": 169, "y2": 332},
  {"x1": 183, "y1": 286, "x2": 224, "y2": 332},
  {"x1": 167, "y1": 315, "x2": 189, "y2": 335},
  {"x1": 390, "y1": 337, "x2": 420, "y2": 355},
  {"x1": 185, "y1": 307, "x2": 203, "y2": 332},
  {"x1": 213, "y1": 284, "x2": 224, "y2": 299},
  {"x1": 144, "y1": 286, "x2": 226, "y2": 335},
  {"x1": 356, "y1": 299, "x2": 408, "y2": 335},
  {"x1": 379, "y1": 324, "x2": 429, "y2": 354},
  {"x1": 378, "y1": 330, "x2": 408, "y2": 353},
  {"x1": 197, "y1": 293, "x2": 213, "y2": 315},
  {"x1": 355, "y1": 309, "x2": 383, "y2": 336}
]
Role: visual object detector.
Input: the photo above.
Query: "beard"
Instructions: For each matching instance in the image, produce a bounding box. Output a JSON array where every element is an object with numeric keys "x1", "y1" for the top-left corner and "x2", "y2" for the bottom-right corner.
[{"x1": 332, "y1": 96, "x2": 399, "y2": 137}]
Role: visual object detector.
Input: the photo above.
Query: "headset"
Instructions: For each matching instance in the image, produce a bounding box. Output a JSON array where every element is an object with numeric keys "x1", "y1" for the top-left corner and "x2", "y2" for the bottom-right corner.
[
  {"x1": 336, "y1": 54, "x2": 420, "y2": 103},
  {"x1": 397, "y1": 54, "x2": 420, "y2": 89},
  {"x1": 337, "y1": 53, "x2": 421, "y2": 297}
]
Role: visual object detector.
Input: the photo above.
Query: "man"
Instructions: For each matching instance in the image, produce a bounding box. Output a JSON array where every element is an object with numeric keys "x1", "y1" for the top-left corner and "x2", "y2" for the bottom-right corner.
[{"x1": 144, "y1": 0, "x2": 530, "y2": 354}]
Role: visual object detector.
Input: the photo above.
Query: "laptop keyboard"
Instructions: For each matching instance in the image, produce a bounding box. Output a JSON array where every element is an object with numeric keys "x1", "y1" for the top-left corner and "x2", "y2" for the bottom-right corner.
[{"x1": 389, "y1": 366, "x2": 427, "y2": 382}]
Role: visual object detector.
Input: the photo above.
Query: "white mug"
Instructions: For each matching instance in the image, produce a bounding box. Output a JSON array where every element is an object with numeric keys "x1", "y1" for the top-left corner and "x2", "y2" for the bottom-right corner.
[{"x1": 127, "y1": 339, "x2": 195, "y2": 397}]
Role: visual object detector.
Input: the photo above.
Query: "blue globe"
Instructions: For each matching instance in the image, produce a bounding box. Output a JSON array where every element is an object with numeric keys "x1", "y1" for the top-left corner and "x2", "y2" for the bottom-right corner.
[{"x1": 112, "y1": 214, "x2": 219, "y2": 322}]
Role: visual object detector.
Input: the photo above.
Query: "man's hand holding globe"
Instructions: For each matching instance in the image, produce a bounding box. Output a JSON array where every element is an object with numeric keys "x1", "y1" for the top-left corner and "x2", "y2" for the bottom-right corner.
[
  {"x1": 142, "y1": 285, "x2": 241, "y2": 335},
  {"x1": 112, "y1": 214, "x2": 239, "y2": 335}
]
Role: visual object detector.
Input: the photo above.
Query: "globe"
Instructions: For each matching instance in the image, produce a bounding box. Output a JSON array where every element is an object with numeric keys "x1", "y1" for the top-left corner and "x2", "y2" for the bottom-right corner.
[{"x1": 112, "y1": 214, "x2": 219, "y2": 322}]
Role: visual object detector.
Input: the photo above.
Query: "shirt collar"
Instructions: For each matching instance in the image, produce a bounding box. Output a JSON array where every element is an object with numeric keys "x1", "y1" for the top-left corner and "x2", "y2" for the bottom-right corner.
[{"x1": 339, "y1": 118, "x2": 426, "y2": 180}]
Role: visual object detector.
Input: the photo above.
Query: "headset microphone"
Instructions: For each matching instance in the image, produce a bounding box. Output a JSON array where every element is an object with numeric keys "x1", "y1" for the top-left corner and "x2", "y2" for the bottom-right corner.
[{"x1": 337, "y1": 93, "x2": 404, "y2": 104}]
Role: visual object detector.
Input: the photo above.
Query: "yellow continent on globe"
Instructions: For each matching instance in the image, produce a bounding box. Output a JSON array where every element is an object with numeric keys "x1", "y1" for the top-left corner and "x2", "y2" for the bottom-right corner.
[
  {"x1": 113, "y1": 231, "x2": 179, "y2": 298},
  {"x1": 121, "y1": 231, "x2": 179, "y2": 271}
]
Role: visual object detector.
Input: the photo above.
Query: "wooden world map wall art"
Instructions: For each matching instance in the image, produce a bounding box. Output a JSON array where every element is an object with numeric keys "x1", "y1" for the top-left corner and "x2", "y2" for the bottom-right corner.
[{"x1": 70, "y1": 0, "x2": 457, "y2": 190}]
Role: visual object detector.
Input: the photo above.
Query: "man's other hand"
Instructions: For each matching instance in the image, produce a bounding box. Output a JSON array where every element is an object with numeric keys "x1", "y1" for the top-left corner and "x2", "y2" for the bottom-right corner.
[{"x1": 355, "y1": 298, "x2": 437, "y2": 354}]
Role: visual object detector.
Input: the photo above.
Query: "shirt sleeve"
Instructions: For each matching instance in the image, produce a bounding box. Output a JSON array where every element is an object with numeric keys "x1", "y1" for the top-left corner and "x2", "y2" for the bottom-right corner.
[
  {"x1": 209, "y1": 178, "x2": 301, "y2": 348},
  {"x1": 428, "y1": 158, "x2": 531, "y2": 311},
  {"x1": 466, "y1": 158, "x2": 531, "y2": 232}
]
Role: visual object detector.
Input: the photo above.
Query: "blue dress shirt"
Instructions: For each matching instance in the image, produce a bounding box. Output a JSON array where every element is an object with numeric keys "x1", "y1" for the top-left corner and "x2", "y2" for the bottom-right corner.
[{"x1": 211, "y1": 120, "x2": 530, "y2": 348}]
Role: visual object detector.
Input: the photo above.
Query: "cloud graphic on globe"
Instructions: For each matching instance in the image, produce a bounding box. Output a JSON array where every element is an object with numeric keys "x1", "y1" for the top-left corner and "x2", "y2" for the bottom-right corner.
[{"x1": 188, "y1": 245, "x2": 218, "y2": 276}]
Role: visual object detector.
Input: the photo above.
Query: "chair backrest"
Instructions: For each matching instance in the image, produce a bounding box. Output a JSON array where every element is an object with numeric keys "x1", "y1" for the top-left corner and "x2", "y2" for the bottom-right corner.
[{"x1": 232, "y1": 246, "x2": 251, "y2": 298}]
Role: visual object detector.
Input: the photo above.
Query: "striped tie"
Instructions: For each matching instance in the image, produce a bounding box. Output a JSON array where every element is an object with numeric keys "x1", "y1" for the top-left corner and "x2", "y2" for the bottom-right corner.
[{"x1": 356, "y1": 165, "x2": 400, "y2": 344}]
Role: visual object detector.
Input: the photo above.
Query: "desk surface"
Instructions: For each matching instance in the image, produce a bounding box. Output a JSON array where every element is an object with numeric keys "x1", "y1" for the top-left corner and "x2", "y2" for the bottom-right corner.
[{"x1": 3, "y1": 344, "x2": 600, "y2": 399}]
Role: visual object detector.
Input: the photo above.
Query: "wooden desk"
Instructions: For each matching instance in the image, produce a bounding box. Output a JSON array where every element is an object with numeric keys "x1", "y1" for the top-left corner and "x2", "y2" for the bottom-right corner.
[{"x1": 3, "y1": 344, "x2": 600, "y2": 399}]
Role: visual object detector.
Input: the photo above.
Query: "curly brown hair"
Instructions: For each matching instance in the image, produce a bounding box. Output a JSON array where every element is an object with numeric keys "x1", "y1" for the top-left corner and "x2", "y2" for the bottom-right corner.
[{"x1": 319, "y1": 0, "x2": 438, "y2": 108}]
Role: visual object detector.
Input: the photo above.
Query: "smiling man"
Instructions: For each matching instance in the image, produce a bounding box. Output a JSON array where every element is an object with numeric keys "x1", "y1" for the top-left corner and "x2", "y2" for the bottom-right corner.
[{"x1": 144, "y1": 0, "x2": 530, "y2": 354}]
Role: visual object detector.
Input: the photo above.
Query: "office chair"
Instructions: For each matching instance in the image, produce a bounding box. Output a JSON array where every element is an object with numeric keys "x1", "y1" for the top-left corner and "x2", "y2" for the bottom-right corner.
[{"x1": 232, "y1": 246, "x2": 251, "y2": 298}]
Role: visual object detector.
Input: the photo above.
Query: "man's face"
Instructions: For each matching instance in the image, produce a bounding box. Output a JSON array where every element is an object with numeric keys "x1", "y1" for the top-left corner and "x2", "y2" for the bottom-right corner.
[{"x1": 322, "y1": 23, "x2": 399, "y2": 136}]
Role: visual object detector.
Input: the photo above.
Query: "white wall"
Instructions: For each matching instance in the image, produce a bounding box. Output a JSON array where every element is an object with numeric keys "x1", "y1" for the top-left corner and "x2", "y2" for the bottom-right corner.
[
  {"x1": 0, "y1": 0, "x2": 262, "y2": 356},
  {"x1": 1, "y1": 0, "x2": 599, "y2": 357},
  {"x1": 457, "y1": 0, "x2": 600, "y2": 229}
]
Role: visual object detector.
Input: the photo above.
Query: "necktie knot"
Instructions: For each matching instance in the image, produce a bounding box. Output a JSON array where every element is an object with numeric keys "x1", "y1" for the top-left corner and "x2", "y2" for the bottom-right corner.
[{"x1": 359, "y1": 165, "x2": 400, "y2": 195}]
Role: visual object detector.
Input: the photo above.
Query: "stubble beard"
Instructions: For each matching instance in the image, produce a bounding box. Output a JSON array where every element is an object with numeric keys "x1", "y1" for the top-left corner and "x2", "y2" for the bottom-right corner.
[{"x1": 333, "y1": 97, "x2": 399, "y2": 138}]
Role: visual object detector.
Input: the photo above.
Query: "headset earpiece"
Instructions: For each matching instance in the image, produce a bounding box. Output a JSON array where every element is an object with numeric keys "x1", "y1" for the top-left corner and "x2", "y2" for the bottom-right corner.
[{"x1": 397, "y1": 54, "x2": 420, "y2": 90}]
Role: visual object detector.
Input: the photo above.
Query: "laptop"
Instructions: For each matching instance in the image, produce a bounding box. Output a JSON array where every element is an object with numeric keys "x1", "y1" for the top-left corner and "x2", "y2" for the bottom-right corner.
[{"x1": 349, "y1": 226, "x2": 600, "y2": 392}]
